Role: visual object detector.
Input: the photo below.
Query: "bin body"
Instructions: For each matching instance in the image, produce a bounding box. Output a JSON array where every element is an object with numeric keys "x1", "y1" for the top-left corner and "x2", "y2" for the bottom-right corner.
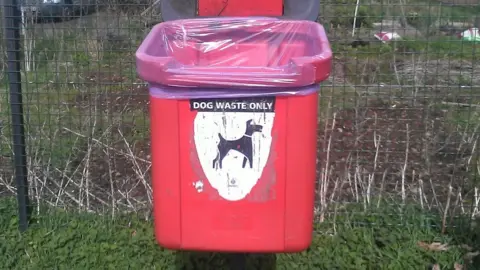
[
  {"x1": 149, "y1": 85, "x2": 318, "y2": 252},
  {"x1": 136, "y1": 18, "x2": 332, "y2": 253}
]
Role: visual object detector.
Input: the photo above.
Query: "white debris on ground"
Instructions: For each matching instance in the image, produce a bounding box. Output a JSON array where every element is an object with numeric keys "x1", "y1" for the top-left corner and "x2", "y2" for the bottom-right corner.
[
  {"x1": 372, "y1": 19, "x2": 423, "y2": 40},
  {"x1": 459, "y1": 28, "x2": 480, "y2": 42}
]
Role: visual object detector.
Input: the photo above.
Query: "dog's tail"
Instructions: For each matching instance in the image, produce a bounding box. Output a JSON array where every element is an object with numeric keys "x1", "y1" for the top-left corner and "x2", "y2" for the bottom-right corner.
[{"x1": 218, "y1": 133, "x2": 226, "y2": 141}]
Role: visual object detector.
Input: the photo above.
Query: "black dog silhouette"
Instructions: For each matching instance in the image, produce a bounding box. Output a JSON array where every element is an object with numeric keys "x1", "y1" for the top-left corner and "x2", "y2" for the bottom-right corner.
[{"x1": 212, "y1": 119, "x2": 263, "y2": 169}]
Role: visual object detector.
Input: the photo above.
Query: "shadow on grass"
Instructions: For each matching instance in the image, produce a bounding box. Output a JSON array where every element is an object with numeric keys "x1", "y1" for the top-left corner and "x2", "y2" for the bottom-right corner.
[{"x1": 175, "y1": 252, "x2": 276, "y2": 270}]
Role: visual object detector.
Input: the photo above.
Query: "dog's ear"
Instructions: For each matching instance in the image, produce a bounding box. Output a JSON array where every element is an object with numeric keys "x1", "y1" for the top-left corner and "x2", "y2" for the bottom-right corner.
[{"x1": 246, "y1": 119, "x2": 253, "y2": 124}]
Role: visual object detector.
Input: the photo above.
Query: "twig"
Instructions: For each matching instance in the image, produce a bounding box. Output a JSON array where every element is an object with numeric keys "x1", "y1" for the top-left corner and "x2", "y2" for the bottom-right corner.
[
  {"x1": 63, "y1": 127, "x2": 150, "y2": 164},
  {"x1": 401, "y1": 124, "x2": 410, "y2": 204},
  {"x1": 417, "y1": 171, "x2": 424, "y2": 210},
  {"x1": 53, "y1": 167, "x2": 109, "y2": 207},
  {"x1": 367, "y1": 113, "x2": 380, "y2": 205},
  {"x1": 105, "y1": 129, "x2": 116, "y2": 218},
  {"x1": 352, "y1": 0, "x2": 361, "y2": 37},
  {"x1": 354, "y1": 159, "x2": 360, "y2": 203},
  {"x1": 429, "y1": 177, "x2": 442, "y2": 210},
  {"x1": 473, "y1": 187, "x2": 480, "y2": 219},
  {"x1": 441, "y1": 185, "x2": 453, "y2": 234},
  {"x1": 376, "y1": 167, "x2": 389, "y2": 208},
  {"x1": 141, "y1": 0, "x2": 161, "y2": 16},
  {"x1": 118, "y1": 128, "x2": 153, "y2": 204},
  {"x1": 319, "y1": 112, "x2": 336, "y2": 222},
  {"x1": 457, "y1": 191, "x2": 465, "y2": 215}
]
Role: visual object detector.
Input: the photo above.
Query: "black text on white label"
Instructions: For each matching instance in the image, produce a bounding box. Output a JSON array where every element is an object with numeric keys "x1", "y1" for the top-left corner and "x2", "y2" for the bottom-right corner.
[{"x1": 190, "y1": 97, "x2": 275, "y2": 113}]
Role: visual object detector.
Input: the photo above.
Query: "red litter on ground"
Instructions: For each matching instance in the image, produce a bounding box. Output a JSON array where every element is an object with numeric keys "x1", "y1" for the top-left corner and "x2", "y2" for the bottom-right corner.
[{"x1": 374, "y1": 31, "x2": 402, "y2": 43}]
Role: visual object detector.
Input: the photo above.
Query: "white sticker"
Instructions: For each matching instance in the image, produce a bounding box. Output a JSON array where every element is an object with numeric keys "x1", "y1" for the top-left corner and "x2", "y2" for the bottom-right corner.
[
  {"x1": 193, "y1": 180, "x2": 204, "y2": 193},
  {"x1": 191, "y1": 97, "x2": 275, "y2": 201}
]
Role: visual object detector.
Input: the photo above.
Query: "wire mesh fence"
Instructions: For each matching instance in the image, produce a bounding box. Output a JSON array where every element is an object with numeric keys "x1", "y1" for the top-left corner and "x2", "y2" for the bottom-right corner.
[
  {"x1": 0, "y1": 0, "x2": 479, "y2": 235},
  {"x1": 317, "y1": 0, "x2": 480, "y2": 229}
]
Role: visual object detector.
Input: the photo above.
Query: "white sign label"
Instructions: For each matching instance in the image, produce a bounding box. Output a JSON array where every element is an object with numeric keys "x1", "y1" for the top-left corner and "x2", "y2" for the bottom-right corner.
[{"x1": 191, "y1": 97, "x2": 275, "y2": 201}]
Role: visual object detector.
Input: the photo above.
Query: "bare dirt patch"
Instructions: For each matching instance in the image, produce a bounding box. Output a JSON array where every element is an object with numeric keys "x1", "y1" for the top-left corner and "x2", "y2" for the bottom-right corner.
[
  {"x1": 318, "y1": 98, "x2": 477, "y2": 208},
  {"x1": 397, "y1": 59, "x2": 480, "y2": 88}
]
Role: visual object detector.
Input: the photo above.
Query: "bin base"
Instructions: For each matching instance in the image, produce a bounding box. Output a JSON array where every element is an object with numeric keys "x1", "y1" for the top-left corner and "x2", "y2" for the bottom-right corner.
[{"x1": 229, "y1": 253, "x2": 247, "y2": 270}]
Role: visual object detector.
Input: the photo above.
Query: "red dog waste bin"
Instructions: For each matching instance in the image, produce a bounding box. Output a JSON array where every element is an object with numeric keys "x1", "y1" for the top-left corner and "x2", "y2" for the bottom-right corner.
[{"x1": 136, "y1": 18, "x2": 332, "y2": 253}]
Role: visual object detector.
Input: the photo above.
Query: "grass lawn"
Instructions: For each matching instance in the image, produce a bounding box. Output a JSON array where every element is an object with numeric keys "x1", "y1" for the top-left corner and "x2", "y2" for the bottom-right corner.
[{"x1": 1, "y1": 197, "x2": 479, "y2": 270}]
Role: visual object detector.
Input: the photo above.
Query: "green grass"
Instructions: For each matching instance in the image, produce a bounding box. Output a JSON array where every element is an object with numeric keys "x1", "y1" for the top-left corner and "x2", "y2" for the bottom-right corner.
[
  {"x1": 396, "y1": 38, "x2": 480, "y2": 59},
  {"x1": 1, "y1": 198, "x2": 479, "y2": 269},
  {"x1": 427, "y1": 0, "x2": 480, "y2": 21}
]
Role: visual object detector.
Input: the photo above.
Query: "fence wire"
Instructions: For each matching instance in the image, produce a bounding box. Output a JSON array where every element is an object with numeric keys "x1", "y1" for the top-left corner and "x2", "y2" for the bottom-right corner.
[{"x1": 0, "y1": 0, "x2": 479, "y2": 232}]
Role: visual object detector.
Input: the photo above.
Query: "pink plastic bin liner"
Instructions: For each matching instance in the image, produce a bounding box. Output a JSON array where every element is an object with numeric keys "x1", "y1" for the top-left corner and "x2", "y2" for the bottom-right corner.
[{"x1": 136, "y1": 17, "x2": 332, "y2": 89}]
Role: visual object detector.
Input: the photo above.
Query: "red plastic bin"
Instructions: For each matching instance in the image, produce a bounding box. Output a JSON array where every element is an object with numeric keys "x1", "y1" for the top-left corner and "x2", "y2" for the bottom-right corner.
[{"x1": 136, "y1": 18, "x2": 332, "y2": 253}]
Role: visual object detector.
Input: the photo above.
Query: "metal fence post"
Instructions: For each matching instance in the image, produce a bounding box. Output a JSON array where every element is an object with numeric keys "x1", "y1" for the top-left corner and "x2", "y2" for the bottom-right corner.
[{"x1": 2, "y1": 0, "x2": 30, "y2": 232}]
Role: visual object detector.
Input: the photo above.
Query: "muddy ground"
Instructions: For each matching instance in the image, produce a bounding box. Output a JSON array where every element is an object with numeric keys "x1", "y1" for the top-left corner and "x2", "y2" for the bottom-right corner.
[{"x1": 317, "y1": 99, "x2": 475, "y2": 207}]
